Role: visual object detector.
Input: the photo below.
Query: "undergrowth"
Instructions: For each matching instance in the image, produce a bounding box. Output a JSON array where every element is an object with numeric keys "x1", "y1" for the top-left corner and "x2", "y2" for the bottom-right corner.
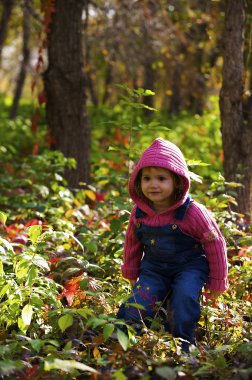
[{"x1": 0, "y1": 93, "x2": 251, "y2": 379}]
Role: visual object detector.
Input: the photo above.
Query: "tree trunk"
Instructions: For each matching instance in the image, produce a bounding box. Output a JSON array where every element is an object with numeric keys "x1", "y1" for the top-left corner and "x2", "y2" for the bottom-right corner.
[
  {"x1": 142, "y1": 18, "x2": 155, "y2": 115},
  {"x1": 83, "y1": 0, "x2": 98, "y2": 106},
  {"x1": 0, "y1": 0, "x2": 15, "y2": 64},
  {"x1": 143, "y1": 58, "x2": 155, "y2": 112},
  {"x1": 169, "y1": 61, "x2": 183, "y2": 115},
  {"x1": 219, "y1": 0, "x2": 252, "y2": 217},
  {"x1": 102, "y1": 62, "x2": 113, "y2": 104},
  {"x1": 9, "y1": 0, "x2": 30, "y2": 119},
  {"x1": 44, "y1": 0, "x2": 90, "y2": 187}
]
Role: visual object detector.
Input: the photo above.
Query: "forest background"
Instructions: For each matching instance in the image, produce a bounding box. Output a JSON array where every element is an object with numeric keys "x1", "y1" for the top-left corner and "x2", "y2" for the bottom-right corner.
[{"x1": 0, "y1": 1, "x2": 251, "y2": 379}]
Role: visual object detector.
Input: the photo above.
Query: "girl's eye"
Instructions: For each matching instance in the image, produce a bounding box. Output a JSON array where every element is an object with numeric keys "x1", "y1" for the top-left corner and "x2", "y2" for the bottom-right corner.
[
  {"x1": 142, "y1": 176, "x2": 150, "y2": 181},
  {"x1": 158, "y1": 176, "x2": 166, "y2": 181}
]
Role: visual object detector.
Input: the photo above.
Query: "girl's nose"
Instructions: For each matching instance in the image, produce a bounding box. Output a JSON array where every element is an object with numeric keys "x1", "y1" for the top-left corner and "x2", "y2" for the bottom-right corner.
[{"x1": 149, "y1": 180, "x2": 158, "y2": 187}]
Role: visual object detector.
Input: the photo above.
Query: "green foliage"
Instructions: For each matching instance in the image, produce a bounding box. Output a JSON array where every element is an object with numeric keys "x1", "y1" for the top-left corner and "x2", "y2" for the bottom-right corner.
[{"x1": 0, "y1": 96, "x2": 251, "y2": 379}]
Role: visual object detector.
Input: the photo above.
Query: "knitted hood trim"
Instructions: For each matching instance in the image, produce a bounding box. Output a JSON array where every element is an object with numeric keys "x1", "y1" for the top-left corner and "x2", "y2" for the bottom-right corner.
[{"x1": 129, "y1": 137, "x2": 190, "y2": 215}]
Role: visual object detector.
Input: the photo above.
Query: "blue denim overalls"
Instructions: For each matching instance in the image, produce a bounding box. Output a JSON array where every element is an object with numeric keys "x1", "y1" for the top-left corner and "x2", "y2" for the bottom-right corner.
[{"x1": 118, "y1": 197, "x2": 209, "y2": 349}]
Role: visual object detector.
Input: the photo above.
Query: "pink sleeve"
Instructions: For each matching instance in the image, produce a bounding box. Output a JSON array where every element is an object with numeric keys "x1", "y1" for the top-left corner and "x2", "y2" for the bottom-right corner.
[
  {"x1": 185, "y1": 203, "x2": 228, "y2": 292},
  {"x1": 121, "y1": 207, "x2": 144, "y2": 279}
]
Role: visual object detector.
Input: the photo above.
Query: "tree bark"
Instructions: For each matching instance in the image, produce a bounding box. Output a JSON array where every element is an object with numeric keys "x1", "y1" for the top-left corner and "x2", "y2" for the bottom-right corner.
[
  {"x1": 219, "y1": 0, "x2": 252, "y2": 217},
  {"x1": 44, "y1": 0, "x2": 90, "y2": 187},
  {"x1": 142, "y1": 18, "x2": 155, "y2": 115},
  {"x1": 83, "y1": 0, "x2": 98, "y2": 106},
  {"x1": 169, "y1": 60, "x2": 183, "y2": 115},
  {"x1": 0, "y1": 0, "x2": 15, "y2": 64},
  {"x1": 9, "y1": 0, "x2": 30, "y2": 119}
]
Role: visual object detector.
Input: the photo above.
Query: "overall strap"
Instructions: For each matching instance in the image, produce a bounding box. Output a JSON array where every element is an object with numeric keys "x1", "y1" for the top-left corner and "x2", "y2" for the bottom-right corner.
[
  {"x1": 175, "y1": 196, "x2": 192, "y2": 221},
  {"x1": 135, "y1": 206, "x2": 146, "y2": 219}
]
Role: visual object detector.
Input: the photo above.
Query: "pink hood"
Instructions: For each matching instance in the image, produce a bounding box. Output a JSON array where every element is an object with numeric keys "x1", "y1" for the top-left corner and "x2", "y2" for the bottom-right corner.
[{"x1": 129, "y1": 138, "x2": 190, "y2": 215}]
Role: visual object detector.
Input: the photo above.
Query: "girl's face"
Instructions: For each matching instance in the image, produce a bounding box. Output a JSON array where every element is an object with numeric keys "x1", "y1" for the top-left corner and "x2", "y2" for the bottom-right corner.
[{"x1": 140, "y1": 167, "x2": 178, "y2": 212}]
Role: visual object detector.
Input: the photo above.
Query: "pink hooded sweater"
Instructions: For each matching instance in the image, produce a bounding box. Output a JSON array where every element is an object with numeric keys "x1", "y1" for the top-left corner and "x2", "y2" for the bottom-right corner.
[{"x1": 121, "y1": 138, "x2": 228, "y2": 292}]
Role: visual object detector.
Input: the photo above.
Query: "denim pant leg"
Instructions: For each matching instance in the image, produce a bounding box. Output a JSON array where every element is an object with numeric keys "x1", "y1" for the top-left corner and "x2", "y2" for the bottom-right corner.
[
  {"x1": 118, "y1": 266, "x2": 169, "y2": 329},
  {"x1": 168, "y1": 268, "x2": 208, "y2": 345}
]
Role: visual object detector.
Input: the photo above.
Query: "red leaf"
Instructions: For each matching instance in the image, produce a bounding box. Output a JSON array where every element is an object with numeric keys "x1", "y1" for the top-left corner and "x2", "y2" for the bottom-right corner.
[
  {"x1": 32, "y1": 141, "x2": 40, "y2": 156},
  {"x1": 31, "y1": 110, "x2": 41, "y2": 133},
  {"x1": 48, "y1": 257, "x2": 63, "y2": 264},
  {"x1": 44, "y1": 130, "x2": 57, "y2": 147},
  {"x1": 38, "y1": 91, "x2": 47, "y2": 105},
  {"x1": 25, "y1": 219, "x2": 44, "y2": 227}
]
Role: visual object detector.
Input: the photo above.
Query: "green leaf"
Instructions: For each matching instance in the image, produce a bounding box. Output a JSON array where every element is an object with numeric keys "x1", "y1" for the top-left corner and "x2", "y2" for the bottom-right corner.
[
  {"x1": 26, "y1": 265, "x2": 38, "y2": 286},
  {"x1": 28, "y1": 225, "x2": 42, "y2": 244},
  {"x1": 30, "y1": 339, "x2": 43, "y2": 353},
  {"x1": 15, "y1": 259, "x2": 30, "y2": 280},
  {"x1": 0, "y1": 260, "x2": 4, "y2": 276},
  {"x1": 30, "y1": 295, "x2": 44, "y2": 308},
  {"x1": 0, "y1": 283, "x2": 10, "y2": 300},
  {"x1": 144, "y1": 89, "x2": 155, "y2": 96},
  {"x1": 83, "y1": 241, "x2": 97, "y2": 253},
  {"x1": 33, "y1": 256, "x2": 50, "y2": 271},
  {"x1": 63, "y1": 341, "x2": 72, "y2": 351},
  {"x1": 112, "y1": 368, "x2": 127, "y2": 380},
  {"x1": 58, "y1": 314, "x2": 73, "y2": 332},
  {"x1": 18, "y1": 317, "x2": 27, "y2": 332},
  {"x1": 142, "y1": 104, "x2": 157, "y2": 111},
  {"x1": 193, "y1": 363, "x2": 215, "y2": 376},
  {"x1": 189, "y1": 170, "x2": 202, "y2": 183},
  {"x1": 22, "y1": 304, "x2": 33, "y2": 326},
  {"x1": 116, "y1": 329, "x2": 129, "y2": 351},
  {"x1": 76, "y1": 308, "x2": 93, "y2": 318},
  {"x1": 87, "y1": 317, "x2": 107, "y2": 329},
  {"x1": 46, "y1": 339, "x2": 60, "y2": 347},
  {"x1": 187, "y1": 160, "x2": 210, "y2": 167},
  {"x1": 0, "y1": 237, "x2": 14, "y2": 255},
  {"x1": 103, "y1": 323, "x2": 115, "y2": 341},
  {"x1": 0, "y1": 211, "x2": 7, "y2": 225},
  {"x1": 127, "y1": 302, "x2": 146, "y2": 310},
  {"x1": 108, "y1": 146, "x2": 120, "y2": 151},
  {"x1": 213, "y1": 354, "x2": 227, "y2": 369},
  {"x1": 155, "y1": 366, "x2": 176, "y2": 380},
  {"x1": 0, "y1": 360, "x2": 24, "y2": 376},
  {"x1": 44, "y1": 359, "x2": 97, "y2": 373},
  {"x1": 110, "y1": 218, "x2": 122, "y2": 232}
]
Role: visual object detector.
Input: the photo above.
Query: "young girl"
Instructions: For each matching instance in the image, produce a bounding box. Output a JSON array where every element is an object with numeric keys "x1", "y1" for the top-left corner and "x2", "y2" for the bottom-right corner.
[{"x1": 118, "y1": 137, "x2": 228, "y2": 351}]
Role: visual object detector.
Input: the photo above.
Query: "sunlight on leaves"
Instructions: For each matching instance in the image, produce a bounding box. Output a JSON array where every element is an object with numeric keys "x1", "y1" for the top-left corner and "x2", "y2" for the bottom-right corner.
[
  {"x1": 44, "y1": 358, "x2": 97, "y2": 373},
  {"x1": 112, "y1": 368, "x2": 127, "y2": 380},
  {"x1": 58, "y1": 314, "x2": 73, "y2": 333},
  {"x1": 27, "y1": 225, "x2": 42, "y2": 244},
  {"x1": 116, "y1": 329, "x2": 129, "y2": 351},
  {"x1": 22, "y1": 304, "x2": 33, "y2": 326},
  {"x1": 0, "y1": 212, "x2": 7, "y2": 225}
]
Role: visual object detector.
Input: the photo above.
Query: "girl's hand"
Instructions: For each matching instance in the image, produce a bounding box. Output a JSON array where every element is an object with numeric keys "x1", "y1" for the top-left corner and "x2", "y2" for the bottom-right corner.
[
  {"x1": 202, "y1": 290, "x2": 222, "y2": 307},
  {"x1": 207, "y1": 290, "x2": 222, "y2": 300}
]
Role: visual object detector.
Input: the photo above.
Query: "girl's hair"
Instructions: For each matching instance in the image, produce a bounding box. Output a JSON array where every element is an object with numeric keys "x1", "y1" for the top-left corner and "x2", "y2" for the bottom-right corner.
[{"x1": 134, "y1": 167, "x2": 183, "y2": 201}]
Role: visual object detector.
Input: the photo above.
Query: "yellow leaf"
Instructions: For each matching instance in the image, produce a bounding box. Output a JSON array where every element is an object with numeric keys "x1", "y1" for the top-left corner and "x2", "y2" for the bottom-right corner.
[
  {"x1": 97, "y1": 179, "x2": 109, "y2": 186},
  {"x1": 111, "y1": 190, "x2": 119, "y2": 197},
  {"x1": 63, "y1": 243, "x2": 71, "y2": 250},
  {"x1": 85, "y1": 190, "x2": 96, "y2": 201},
  {"x1": 74, "y1": 199, "x2": 81, "y2": 207},
  {"x1": 93, "y1": 346, "x2": 101, "y2": 358},
  {"x1": 65, "y1": 209, "x2": 75, "y2": 218}
]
